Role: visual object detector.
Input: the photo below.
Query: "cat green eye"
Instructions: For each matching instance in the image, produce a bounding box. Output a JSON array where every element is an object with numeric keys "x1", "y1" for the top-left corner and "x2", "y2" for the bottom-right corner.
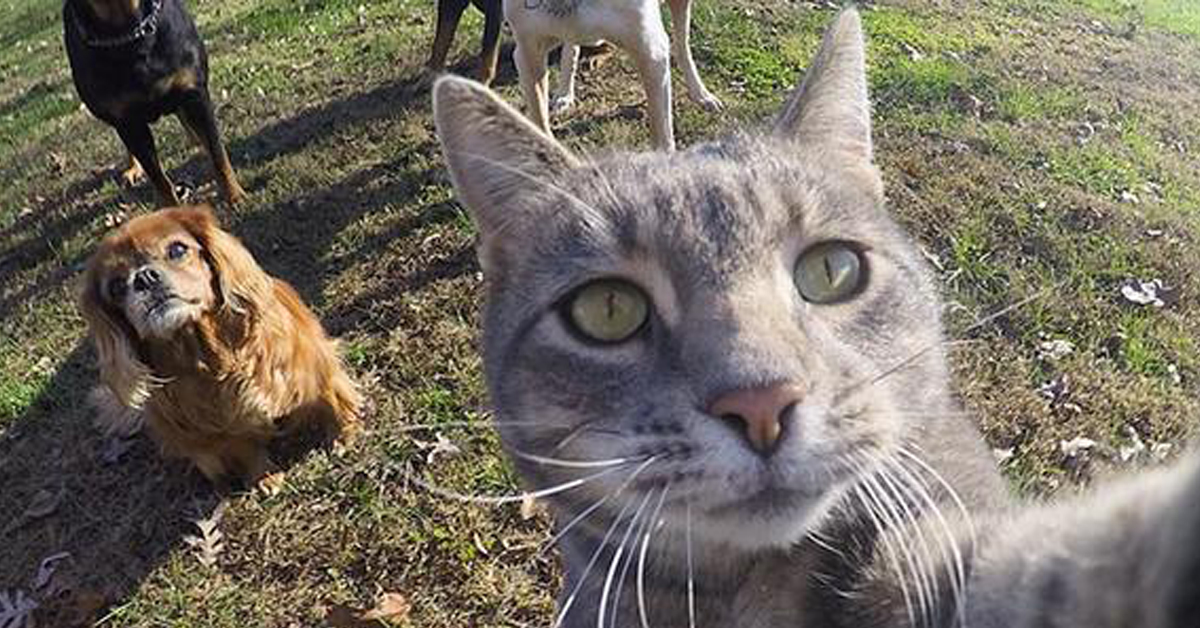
[
  {"x1": 565, "y1": 279, "x2": 650, "y2": 344},
  {"x1": 794, "y1": 242, "x2": 864, "y2": 304}
]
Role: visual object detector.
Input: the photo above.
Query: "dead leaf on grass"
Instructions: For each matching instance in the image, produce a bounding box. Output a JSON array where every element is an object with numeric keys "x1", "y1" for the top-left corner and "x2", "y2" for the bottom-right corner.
[
  {"x1": 326, "y1": 592, "x2": 410, "y2": 627},
  {"x1": 1120, "y1": 279, "x2": 1169, "y2": 307},
  {"x1": 520, "y1": 493, "x2": 538, "y2": 521},
  {"x1": 183, "y1": 504, "x2": 226, "y2": 568},
  {"x1": 24, "y1": 488, "x2": 63, "y2": 519},
  {"x1": 1037, "y1": 339, "x2": 1075, "y2": 360},
  {"x1": 1060, "y1": 436, "x2": 1098, "y2": 458},
  {"x1": 0, "y1": 589, "x2": 38, "y2": 628},
  {"x1": 33, "y1": 551, "x2": 71, "y2": 591},
  {"x1": 412, "y1": 433, "x2": 461, "y2": 465}
]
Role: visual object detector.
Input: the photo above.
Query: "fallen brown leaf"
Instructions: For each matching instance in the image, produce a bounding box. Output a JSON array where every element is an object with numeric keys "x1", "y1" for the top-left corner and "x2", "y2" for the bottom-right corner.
[
  {"x1": 360, "y1": 592, "x2": 409, "y2": 622},
  {"x1": 324, "y1": 592, "x2": 410, "y2": 627},
  {"x1": 24, "y1": 489, "x2": 62, "y2": 519}
]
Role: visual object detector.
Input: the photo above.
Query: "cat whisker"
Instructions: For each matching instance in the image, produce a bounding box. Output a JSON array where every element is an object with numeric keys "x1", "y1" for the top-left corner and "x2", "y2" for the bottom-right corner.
[
  {"x1": 396, "y1": 419, "x2": 537, "y2": 432},
  {"x1": 598, "y1": 490, "x2": 657, "y2": 628},
  {"x1": 898, "y1": 447, "x2": 978, "y2": 553},
  {"x1": 449, "y1": 150, "x2": 611, "y2": 235},
  {"x1": 872, "y1": 463, "x2": 942, "y2": 627},
  {"x1": 556, "y1": 498, "x2": 639, "y2": 628},
  {"x1": 832, "y1": 289, "x2": 1051, "y2": 409},
  {"x1": 686, "y1": 501, "x2": 696, "y2": 628},
  {"x1": 540, "y1": 456, "x2": 661, "y2": 557},
  {"x1": 637, "y1": 483, "x2": 673, "y2": 628},
  {"x1": 584, "y1": 158, "x2": 626, "y2": 218},
  {"x1": 407, "y1": 461, "x2": 633, "y2": 505},
  {"x1": 804, "y1": 527, "x2": 848, "y2": 561},
  {"x1": 859, "y1": 469, "x2": 931, "y2": 626},
  {"x1": 551, "y1": 422, "x2": 627, "y2": 452},
  {"x1": 510, "y1": 448, "x2": 640, "y2": 469},
  {"x1": 884, "y1": 454, "x2": 969, "y2": 628},
  {"x1": 850, "y1": 468, "x2": 916, "y2": 626},
  {"x1": 879, "y1": 410, "x2": 974, "y2": 419},
  {"x1": 611, "y1": 496, "x2": 656, "y2": 628}
]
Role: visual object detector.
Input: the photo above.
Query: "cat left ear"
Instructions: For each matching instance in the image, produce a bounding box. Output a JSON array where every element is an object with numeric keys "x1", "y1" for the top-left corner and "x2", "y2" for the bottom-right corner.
[
  {"x1": 774, "y1": 8, "x2": 872, "y2": 162},
  {"x1": 433, "y1": 76, "x2": 581, "y2": 261}
]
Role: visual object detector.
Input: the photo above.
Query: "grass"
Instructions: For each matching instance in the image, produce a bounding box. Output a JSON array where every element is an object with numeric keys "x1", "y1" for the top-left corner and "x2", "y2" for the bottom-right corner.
[{"x1": 1, "y1": 0, "x2": 1199, "y2": 625}]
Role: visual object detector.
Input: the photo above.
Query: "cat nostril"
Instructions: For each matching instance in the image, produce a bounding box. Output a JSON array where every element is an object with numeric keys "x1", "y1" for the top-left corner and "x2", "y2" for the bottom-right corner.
[{"x1": 708, "y1": 382, "x2": 804, "y2": 456}]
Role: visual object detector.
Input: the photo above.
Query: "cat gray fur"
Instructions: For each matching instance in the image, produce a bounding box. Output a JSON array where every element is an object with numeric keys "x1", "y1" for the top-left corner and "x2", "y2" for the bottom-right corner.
[{"x1": 433, "y1": 8, "x2": 1200, "y2": 628}]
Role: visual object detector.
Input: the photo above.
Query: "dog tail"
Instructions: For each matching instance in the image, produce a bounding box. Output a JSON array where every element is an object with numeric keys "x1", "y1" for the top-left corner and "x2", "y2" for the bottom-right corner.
[{"x1": 89, "y1": 385, "x2": 144, "y2": 437}]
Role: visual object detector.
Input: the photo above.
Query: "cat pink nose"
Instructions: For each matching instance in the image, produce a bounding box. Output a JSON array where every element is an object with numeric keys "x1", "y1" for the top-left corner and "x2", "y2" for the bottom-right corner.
[{"x1": 708, "y1": 383, "x2": 805, "y2": 454}]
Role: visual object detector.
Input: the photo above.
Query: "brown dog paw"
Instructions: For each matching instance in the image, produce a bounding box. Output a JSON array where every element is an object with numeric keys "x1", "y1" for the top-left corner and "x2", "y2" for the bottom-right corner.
[{"x1": 119, "y1": 160, "x2": 145, "y2": 186}]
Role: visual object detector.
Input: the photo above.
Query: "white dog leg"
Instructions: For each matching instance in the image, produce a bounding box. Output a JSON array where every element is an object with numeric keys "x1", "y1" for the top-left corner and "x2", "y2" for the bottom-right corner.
[
  {"x1": 629, "y1": 26, "x2": 674, "y2": 151},
  {"x1": 668, "y1": 0, "x2": 722, "y2": 111},
  {"x1": 514, "y1": 38, "x2": 554, "y2": 136},
  {"x1": 551, "y1": 44, "x2": 580, "y2": 115}
]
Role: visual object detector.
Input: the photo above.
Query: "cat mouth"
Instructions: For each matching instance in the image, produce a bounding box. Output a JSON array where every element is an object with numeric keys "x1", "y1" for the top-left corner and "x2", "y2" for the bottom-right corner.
[{"x1": 707, "y1": 473, "x2": 827, "y2": 517}]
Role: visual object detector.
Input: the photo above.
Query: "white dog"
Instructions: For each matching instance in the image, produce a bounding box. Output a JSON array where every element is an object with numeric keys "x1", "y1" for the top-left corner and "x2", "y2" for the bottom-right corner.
[{"x1": 504, "y1": 0, "x2": 723, "y2": 151}]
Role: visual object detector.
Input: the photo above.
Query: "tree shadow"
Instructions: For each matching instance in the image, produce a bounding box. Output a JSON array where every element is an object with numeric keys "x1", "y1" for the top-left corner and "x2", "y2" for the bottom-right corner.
[
  {"x1": 0, "y1": 63, "x2": 429, "y2": 325},
  {"x1": 0, "y1": 171, "x2": 112, "y2": 324},
  {"x1": 0, "y1": 342, "x2": 221, "y2": 625},
  {"x1": 0, "y1": 59, "x2": 482, "y2": 623}
]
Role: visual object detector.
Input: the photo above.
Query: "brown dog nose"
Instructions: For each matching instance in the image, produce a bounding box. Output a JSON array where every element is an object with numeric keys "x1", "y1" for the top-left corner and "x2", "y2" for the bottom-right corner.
[{"x1": 708, "y1": 383, "x2": 805, "y2": 454}]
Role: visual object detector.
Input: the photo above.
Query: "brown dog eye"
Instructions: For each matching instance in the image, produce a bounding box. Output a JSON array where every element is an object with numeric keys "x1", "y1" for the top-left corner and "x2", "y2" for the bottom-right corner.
[
  {"x1": 167, "y1": 241, "x2": 188, "y2": 260},
  {"x1": 107, "y1": 277, "x2": 128, "y2": 301}
]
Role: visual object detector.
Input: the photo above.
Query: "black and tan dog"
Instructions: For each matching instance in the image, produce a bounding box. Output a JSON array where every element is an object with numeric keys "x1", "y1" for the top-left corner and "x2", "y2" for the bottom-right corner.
[
  {"x1": 64, "y1": 0, "x2": 246, "y2": 206},
  {"x1": 423, "y1": 0, "x2": 615, "y2": 88},
  {"x1": 424, "y1": 0, "x2": 504, "y2": 85}
]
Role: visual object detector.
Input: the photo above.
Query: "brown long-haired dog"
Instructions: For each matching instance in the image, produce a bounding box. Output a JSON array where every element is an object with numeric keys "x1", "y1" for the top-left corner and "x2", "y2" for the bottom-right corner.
[{"x1": 79, "y1": 205, "x2": 361, "y2": 489}]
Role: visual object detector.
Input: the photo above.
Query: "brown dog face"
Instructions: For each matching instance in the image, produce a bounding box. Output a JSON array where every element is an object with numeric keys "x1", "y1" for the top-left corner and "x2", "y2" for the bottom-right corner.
[
  {"x1": 81, "y1": 0, "x2": 143, "y2": 25},
  {"x1": 81, "y1": 205, "x2": 276, "y2": 407},
  {"x1": 87, "y1": 210, "x2": 216, "y2": 340}
]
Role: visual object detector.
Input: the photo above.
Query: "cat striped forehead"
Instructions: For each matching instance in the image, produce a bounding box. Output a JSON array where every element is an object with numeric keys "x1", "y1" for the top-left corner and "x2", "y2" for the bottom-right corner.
[{"x1": 490, "y1": 137, "x2": 893, "y2": 295}]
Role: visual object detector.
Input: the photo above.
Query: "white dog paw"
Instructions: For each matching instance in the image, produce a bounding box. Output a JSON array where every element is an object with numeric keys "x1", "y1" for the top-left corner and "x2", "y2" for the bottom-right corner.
[
  {"x1": 550, "y1": 93, "x2": 576, "y2": 115},
  {"x1": 693, "y1": 90, "x2": 724, "y2": 112}
]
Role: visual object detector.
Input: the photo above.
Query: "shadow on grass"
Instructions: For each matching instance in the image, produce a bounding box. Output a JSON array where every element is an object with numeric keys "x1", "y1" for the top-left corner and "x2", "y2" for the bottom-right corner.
[
  {"x1": 0, "y1": 65, "x2": 430, "y2": 323},
  {"x1": 0, "y1": 60, "x2": 481, "y2": 622},
  {"x1": 0, "y1": 342, "x2": 220, "y2": 625}
]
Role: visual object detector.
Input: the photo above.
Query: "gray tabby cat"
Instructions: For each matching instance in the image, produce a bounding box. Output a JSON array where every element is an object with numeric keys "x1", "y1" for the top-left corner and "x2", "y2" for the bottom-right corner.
[{"x1": 432, "y1": 8, "x2": 1200, "y2": 628}]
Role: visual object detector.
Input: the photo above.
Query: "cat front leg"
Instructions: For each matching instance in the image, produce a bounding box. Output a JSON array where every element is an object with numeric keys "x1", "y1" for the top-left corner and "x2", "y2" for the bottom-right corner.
[{"x1": 964, "y1": 454, "x2": 1200, "y2": 628}]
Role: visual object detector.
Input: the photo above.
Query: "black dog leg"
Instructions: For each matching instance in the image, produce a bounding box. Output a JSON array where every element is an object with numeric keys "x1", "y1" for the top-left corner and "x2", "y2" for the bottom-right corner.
[
  {"x1": 427, "y1": 0, "x2": 471, "y2": 73},
  {"x1": 116, "y1": 123, "x2": 179, "y2": 206},
  {"x1": 477, "y1": 0, "x2": 502, "y2": 85},
  {"x1": 179, "y1": 92, "x2": 246, "y2": 205}
]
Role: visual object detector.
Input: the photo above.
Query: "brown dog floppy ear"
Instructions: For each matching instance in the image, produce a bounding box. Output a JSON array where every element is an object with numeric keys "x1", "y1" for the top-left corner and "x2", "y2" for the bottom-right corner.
[
  {"x1": 78, "y1": 261, "x2": 154, "y2": 409},
  {"x1": 169, "y1": 204, "x2": 274, "y2": 322}
]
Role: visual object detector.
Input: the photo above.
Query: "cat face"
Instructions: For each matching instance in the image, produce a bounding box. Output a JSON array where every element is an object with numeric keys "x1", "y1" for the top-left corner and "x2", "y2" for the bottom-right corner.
[{"x1": 435, "y1": 10, "x2": 952, "y2": 551}]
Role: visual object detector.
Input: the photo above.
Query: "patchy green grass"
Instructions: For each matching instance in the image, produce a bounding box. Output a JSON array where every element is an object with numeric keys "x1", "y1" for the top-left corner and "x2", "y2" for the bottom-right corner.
[
  {"x1": 1071, "y1": 0, "x2": 1200, "y2": 39},
  {"x1": 2, "y1": 0, "x2": 1200, "y2": 625}
]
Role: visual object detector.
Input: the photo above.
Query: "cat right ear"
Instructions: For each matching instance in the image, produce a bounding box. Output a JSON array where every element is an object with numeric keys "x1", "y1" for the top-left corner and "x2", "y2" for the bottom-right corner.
[
  {"x1": 773, "y1": 8, "x2": 872, "y2": 162},
  {"x1": 432, "y1": 76, "x2": 581, "y2": 270}
]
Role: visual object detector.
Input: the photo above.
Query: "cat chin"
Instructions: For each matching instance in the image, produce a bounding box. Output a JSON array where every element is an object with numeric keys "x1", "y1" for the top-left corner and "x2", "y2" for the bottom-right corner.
[{"x1": 687, "y1": 491, "x2": 840, "y2": 551}]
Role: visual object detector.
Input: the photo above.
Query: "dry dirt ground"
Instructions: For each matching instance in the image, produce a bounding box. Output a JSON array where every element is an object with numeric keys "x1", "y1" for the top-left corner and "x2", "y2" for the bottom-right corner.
[{"x1": 1, "y1": 0, "x2": 1199, "y2": 625}]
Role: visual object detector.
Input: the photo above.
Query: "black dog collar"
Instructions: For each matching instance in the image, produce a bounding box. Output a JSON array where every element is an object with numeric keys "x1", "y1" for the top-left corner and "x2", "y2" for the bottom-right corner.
[{"x1": 70, "y1": 0, "x2": 163, "y2": 49}]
